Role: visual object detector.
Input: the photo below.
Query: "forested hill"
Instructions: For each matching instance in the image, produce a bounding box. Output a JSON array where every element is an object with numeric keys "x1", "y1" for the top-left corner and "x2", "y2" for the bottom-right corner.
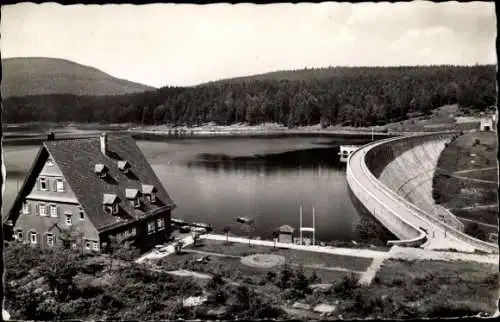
[
  {"x1": 1, "y1": 57, "x2": 155, "y2": 98},
  {"x1": 2, "y1": 65, "x2": 496, "y2": 127}
]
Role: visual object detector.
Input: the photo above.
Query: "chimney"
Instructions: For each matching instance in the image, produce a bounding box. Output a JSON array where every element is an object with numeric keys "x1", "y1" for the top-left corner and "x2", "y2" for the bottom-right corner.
[
  {"x1": 47, "y1": 132, "x2": 55, "y2": 141},
  {"x1": 100, "y1": 133, "x2": 108, "y2": 155}
]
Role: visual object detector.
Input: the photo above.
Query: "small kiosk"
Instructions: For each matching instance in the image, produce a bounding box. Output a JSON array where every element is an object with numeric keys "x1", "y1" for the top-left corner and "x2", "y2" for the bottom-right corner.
[{"x1": 276, "y1": 225, "x2": 295, "y2": 244}]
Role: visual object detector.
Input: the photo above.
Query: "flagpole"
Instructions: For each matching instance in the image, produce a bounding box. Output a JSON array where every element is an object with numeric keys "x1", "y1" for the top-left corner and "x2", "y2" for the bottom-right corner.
[
  {"x1": 299, "y1": 205, "x2": 303, "y2": 245},
  {"x1": 312, "y1": 207, "x2": 315, "y2": 246}
]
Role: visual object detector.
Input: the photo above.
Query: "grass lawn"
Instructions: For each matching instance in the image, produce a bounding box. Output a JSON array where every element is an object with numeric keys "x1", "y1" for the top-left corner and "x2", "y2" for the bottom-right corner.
[
  {"x1": 458, "y1": 168, "x2": 498, "y2": 182},
  {"x1": 434, "y1": 131, "x2": 498, "y2": 227},
  {"x1": 453, "y1": 208, "x2": 499, "y2": 226},
  {"x1": 438, "y1": 132, "x2": 497, "y2": 174},
  {"x1": 159, "y1": 251, "x2": 356, "y2": 284},
  {"x1": 190, "y1": 239, "x2": 373, "y2": 271},
  {"x1": 367, "y1": 259, "x2": 499, "y2": 317}
]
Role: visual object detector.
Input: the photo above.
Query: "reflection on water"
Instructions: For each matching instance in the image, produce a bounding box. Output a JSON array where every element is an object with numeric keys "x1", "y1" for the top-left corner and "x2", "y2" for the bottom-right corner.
[{"x1": 2, "y1": 136, "x2": 376, "y2": 243}]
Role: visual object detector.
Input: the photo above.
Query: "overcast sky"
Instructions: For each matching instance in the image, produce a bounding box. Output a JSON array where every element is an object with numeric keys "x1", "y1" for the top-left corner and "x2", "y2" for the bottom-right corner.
[{"x1": 1, "y1": 1, "x2": 497, "y2": 88}]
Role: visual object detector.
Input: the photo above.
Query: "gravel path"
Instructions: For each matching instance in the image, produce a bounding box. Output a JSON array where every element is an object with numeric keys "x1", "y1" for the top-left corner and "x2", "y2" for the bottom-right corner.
[
  {"x1": 388, "y1": 246, "x2": 499, "y2": 264},
  {"x1": 201, "y1": 234, "x2": 388, "y2": 259},
  {"x1": 358, "y1": 256, "x2": 388, "y2": 285}
]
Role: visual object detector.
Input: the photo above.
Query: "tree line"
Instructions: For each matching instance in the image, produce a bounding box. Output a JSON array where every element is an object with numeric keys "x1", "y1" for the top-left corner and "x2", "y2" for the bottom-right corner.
[{"x1": 2, "y1": 65, "x2": 496, "y2": 127}]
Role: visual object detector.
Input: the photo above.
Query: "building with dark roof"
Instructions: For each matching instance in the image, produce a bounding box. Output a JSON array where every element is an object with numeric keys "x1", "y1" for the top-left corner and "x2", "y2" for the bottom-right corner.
[
  {"x1": 276, "y1": 225, "x2": 295, "y2": 244},
  {"x1": 3, "y1": 133, "x2": 176, "y2": 252}
]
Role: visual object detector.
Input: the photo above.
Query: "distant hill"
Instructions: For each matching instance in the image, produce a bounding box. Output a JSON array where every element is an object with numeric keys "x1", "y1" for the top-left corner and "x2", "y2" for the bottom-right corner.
[
  {"x1": 1, "y1": 57, "x2": 155, "y2": 98},
  {"x1": 202, "y1": 66, "x2": 391, "y2": 85},
  {"x1": 202, "y1": 64, "x2": 491, "y2": 85}
]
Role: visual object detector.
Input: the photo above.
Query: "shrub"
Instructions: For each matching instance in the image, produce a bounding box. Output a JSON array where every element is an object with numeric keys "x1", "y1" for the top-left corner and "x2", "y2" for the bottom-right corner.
[
  {"x1": 207, "y1": 274, "x2": 225, "y2": 290},
  {"x1": 333, "y1": 273, "x2": 359, "y2": 296},
  {"x1": 464, "y1": 222, "x2": 488, "y2": 240},
  {"x1": 266, "y1": 271, "x2": 277, "y2": 283}
]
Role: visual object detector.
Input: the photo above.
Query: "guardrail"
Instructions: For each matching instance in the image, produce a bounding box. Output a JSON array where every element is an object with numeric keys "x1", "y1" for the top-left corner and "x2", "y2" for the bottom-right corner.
[
  {"x1": 357, "y1": 132, "x2": 498, "y2": 254},
  {"x1": 346, "y1": 139, "x2": 428, "y2": 248}
]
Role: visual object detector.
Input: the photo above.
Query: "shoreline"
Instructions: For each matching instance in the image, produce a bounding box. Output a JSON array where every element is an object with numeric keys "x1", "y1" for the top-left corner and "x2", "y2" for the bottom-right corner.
[{"x1": 1, "y1": 121, "x2": 464, "y2": 143}]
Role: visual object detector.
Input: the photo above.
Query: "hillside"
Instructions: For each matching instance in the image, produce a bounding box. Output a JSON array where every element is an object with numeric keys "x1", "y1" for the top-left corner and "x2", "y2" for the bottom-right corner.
[
  {"x1": 203, "y1": 65, "x2": 483, "y2": 85},
  {"x1": 203, "y1": 67, "x2": 345, "y2": 84},
  {"x1": 1, "y1": 57, "x2": 155, "y2": 97},
  {"x1": 2, "y1": 65, "x2": 496, "y2": 126}
]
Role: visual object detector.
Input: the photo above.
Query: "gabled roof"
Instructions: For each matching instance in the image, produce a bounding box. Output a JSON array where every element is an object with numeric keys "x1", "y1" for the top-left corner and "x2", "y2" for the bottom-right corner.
[
  {"x1": 278, "y1": 225, "x2": 295, "y2": 233},
  {"x1": 103, "y1": 193, "x2": 119, "y2": 205},
  {"x1": 125, "y1": 188, "x2": 139, "y2": 200},
  {"x1": 94, "y1": 164, "x2": 108, "y2": 174},
  {"x1": 6, "y1": 134, "x2": 175, "y2": 232},
  {"x1": 118, "y1": 160, "x2": 130, "y2": 171},
  {"x1": 141, "y1": 184, "x2": 157, "y2": 194}
]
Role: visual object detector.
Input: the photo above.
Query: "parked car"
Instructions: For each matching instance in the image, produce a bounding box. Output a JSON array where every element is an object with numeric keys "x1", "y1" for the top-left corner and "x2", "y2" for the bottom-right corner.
[
  {"x1": 179, "y1": 225, "x2": 191, "y2": 233},
  {"x1": 196, "y1": 256, "x2": 210, "y2": 263},
  {"x1": 192, "y1": 227, "x2": 207, "y2": 234},
  {"x1": 154, "y1": 245, "x2": 168, "y2": 253}
]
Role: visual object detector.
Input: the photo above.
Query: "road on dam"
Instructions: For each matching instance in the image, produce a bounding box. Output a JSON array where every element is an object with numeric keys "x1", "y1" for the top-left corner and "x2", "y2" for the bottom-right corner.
[{"x1": 347, "y1": 134, "x2": 498, "y2": 254}]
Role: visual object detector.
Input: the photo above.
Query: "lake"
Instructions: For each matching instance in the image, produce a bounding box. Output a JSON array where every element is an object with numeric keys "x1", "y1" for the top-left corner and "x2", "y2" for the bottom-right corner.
[{"x1": 2, "y1": 135, "x2": 378, "y2": 243}]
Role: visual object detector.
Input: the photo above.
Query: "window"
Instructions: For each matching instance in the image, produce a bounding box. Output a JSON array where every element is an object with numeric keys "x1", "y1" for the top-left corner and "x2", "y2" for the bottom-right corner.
[
  {"x1": 22, "y1": 202, "x2": 30, "y2": 214},
  {"x1": 157, "y1": 218, "x2": 165, "y2": 231},
  {"x1": 50, "y1": 205, "x2": 58, "y2": 218},
  {"x1": 104, "y1": 205, "x2": 113, "y2": 214},
  {"x1": 65, "y1": 214, "x2": 72, "y2": 226},
  {"x1": 47, "y1": 233, "x2": 54, "y2": 246},
  {"x1": 16, "y1": 231, "x2": 23, "y2": 241},
  {"x1": 47, "y1": 158, "x2": 55, "y2": 166},
  {"x1": 95, "y1": 164, "x2": 108, "y2": 178},
  {"x1": 56, "y1": 179, "x2": 65, "y2": 192},
  {"x1": 72, "y1": 243, "x2": 77, "y2": 249},
  {"x1": 150, "y1": 192, "x2": 156, "y2": 203},
  {"x1": 79, "y1": 211, "x2": 85, "y2": 220},
  {"x1": 147, "y1": 221, "x2": 155, "y2": 234},
  {"x1": 85, "y1": 241, "x2": 91, "y2": 250},
  {"x1": 93, "y1": 242, "x2": 99, "y2": 251},
  {"x1": 30, "y1": 232, "x2": 37, "y2": 244},
  {"x1": 133, "y1": 198, "x2": 140, "y2": 209},
  {"x1": 39, "y1": 204, "x2": 47, "y2": 217},
  {"x1": 113, "y1": 203, "x2": 119, "y2": 214},
  {"x1": 39, "y1": 177, "x2": 48, "y2": 191}
]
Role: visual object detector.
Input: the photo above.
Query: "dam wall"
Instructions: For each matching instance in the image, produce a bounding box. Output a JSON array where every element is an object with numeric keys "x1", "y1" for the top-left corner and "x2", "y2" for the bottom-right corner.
[
  {"x1": 347, "y1": 157, "x2": 427, "y2": 247},
  {"x1": 347, "y1": 132, "x2": 498, "y2": 253},
  {"x1": 365, "y1": 133, "x2": 464, "y2": 231}
]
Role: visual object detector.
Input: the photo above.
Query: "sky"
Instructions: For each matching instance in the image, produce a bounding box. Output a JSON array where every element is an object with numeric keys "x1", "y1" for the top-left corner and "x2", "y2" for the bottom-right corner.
[{"x1": 1, "y1": 1, "x2": 497, "y2": 88}]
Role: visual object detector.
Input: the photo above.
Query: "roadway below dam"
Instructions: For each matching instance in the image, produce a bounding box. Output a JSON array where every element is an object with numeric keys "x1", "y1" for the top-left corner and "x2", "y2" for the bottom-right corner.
[{"x1": 347, "y1": 132, "x2": 498, "y2": 254}]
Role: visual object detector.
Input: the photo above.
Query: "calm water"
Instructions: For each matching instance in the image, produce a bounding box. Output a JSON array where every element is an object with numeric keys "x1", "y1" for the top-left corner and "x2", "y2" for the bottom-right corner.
[{"x1": 2, "y1": 136, "x2": 370, "y2": 242}]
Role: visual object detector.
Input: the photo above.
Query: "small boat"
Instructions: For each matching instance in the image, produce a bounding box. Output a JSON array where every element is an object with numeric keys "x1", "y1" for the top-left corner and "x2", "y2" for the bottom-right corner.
[
  {"x1": 171, "y1": 218, "x2": 187, "y2": 225},
  {"x1": 179, "y1": 225, "x2": 192, "y2": 233},
  {"x1": 236, "y1": 217, "x2": 254, "y2": 224},
  {"x1": 192, "y1": 222, "x2": 212, "y2": 229}
]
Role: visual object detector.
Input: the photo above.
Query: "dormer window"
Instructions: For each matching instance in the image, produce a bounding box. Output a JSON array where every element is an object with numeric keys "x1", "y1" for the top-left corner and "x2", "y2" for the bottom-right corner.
[
  {"x1": 141, "y1": 184, "x2": 158, "y2": 203},
  {"x1": 103, "y1": 194, "x2": 119, "y2": 215},
  {"x1": 118, "y1": 160, "x2": 131, "y2": 174},
  {"x1": 22, "y1": 202, "x2": 30, "y2": 215},
  {"x1": 94, "y1": 164, "x2": 109, "y2": 178},
  {"x1": 39, "y1": 177, "x2": 48, "y2": 191},
  {"x1": 125, "y1": 188, "x2": 141, "y2": 208},
  {"x1": 55, "y1": 179, "x2": 65, "y2": 192}
]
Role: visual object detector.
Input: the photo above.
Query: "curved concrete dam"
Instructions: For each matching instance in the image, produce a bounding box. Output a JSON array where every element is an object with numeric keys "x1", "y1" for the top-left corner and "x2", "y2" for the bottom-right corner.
[{"x1": 347, "y1": 132, "x2": 498, "y2": 254}]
